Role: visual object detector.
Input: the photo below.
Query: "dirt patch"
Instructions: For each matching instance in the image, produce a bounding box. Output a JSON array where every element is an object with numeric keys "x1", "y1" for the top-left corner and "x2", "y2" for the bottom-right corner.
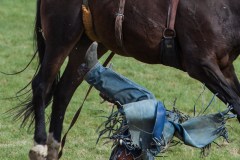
[{"x1": 228, "y1": 148, "x2": 240, "y2": 157}]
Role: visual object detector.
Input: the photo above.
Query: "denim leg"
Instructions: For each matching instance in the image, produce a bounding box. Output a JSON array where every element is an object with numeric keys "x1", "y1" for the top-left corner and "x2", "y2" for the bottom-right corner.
[{"x1": 84, "y1": 63, "x2": 155, "y2": 105}]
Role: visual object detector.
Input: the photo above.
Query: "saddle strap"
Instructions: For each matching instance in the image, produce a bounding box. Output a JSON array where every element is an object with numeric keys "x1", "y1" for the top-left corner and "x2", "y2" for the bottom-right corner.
[
  {"x1": 167, "y1": 0, "x2": 179, "y2": 30},
  {"x1": 115, "y1": 0, "x2": 126, "y2": 47},
  {"x1": 160, "y1": 0, "x2": 182, "y2": 69}
]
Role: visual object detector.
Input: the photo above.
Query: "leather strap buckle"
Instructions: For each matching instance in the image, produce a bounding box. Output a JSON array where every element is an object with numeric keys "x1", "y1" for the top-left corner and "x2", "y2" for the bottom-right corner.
[{"x1": 163, "y1": 28, "x2": 176, "y2": 38}]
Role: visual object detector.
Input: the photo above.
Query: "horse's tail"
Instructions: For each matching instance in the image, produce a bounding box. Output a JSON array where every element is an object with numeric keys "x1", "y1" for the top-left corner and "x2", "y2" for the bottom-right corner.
[
  {"x1": 35, "y1": 0, "x2": 45, "y2": 64},
  {"x1": 13, "y1": 0, "x2": 60, "y2": 127}
]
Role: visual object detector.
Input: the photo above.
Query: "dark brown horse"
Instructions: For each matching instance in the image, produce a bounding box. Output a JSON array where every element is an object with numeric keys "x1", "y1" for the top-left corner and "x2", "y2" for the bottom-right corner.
[{"x1": 17, "y1": 0, "x2": 240, "y2": 159}]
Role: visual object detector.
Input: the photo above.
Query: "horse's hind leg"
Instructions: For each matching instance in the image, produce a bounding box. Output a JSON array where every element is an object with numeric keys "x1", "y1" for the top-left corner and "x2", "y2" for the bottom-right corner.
[
  {"x1": 47, "y1": 39, "x2": 107, "y2": 160},
  {"x1": 29, "y1": 1, "x2": 83, "y2": 160}
]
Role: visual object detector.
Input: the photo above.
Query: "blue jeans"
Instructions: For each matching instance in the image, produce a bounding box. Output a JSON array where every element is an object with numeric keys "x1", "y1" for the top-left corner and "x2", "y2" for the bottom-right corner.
[
  {"x1": 84, "y1": 62, "x2": 232, "y2": 156},
  {"x1": 84, "y1": 63, "x2": 166, "y2": 150},
  {"x1": 85, "y1": 63, "x2": 155, "y2": 105}
]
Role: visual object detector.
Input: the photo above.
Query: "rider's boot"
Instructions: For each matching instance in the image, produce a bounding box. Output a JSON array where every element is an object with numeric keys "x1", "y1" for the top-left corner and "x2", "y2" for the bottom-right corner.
[{"x1": 78, "y1": 41, "x2": 98, "y2": 76}]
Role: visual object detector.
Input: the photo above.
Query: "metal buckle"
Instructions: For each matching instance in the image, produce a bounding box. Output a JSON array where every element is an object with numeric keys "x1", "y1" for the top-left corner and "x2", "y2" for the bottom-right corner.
[{"x1": 163, "y1": 28, "x2": 176, "y2": 38}]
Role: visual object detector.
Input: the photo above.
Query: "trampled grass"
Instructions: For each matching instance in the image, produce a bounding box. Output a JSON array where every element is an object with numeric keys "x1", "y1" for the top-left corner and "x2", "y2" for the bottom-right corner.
[{"x1": 0, "y1": 0, "x2": 240, "y2": 159}]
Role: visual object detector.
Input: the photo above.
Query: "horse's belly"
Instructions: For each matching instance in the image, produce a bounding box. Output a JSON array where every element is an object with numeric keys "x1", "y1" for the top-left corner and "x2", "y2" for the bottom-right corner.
[
  {"x1": 91, "y1": 0, "x2": 165, "y2": 64},
  {"x1": 98, "y1": 25, "x2": 163, "y2": 63}
]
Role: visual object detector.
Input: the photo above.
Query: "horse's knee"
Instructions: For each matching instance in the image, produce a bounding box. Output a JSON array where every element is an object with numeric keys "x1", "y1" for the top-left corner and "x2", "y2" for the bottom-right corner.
[
  {"x1": 221, "y1": 65, "x2": 240, "y2": 96},
  {"x1": 185, "y1": 59, "x2": 217, "y2": 81},
  {"x1": 32, "y1": 72, "x2": 56, "y2": 104},
  {"x1": 32, "y1": 74, "x2": 47, "y2": 97},
  {"x1": 185, "y1": 63, "x2": 204, "y2": 80},
  {"x1": 55, "y1": 88, "x2": 70, "y2": 105}
]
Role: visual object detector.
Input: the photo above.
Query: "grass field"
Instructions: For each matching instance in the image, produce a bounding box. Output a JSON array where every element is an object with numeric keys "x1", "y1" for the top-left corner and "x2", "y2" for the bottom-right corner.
[{"x1": 0, "y1": 0, "x2": 240, "y2": 159}]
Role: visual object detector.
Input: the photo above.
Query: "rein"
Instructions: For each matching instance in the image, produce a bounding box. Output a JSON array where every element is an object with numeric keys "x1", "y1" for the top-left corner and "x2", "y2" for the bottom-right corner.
[{"x1": 58, "y1": 52, "x2": 115, "y2": 159}]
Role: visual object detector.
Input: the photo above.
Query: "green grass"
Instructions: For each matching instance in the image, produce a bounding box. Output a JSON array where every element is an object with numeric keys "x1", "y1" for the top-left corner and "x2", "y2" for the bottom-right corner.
[{"x1": 0, "y1": 0, "x2": 240, "y2": 159}]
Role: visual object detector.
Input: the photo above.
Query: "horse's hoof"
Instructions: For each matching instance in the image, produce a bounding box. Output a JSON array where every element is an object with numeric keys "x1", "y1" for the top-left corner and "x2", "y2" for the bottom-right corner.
[
  {"x1": 47, "y1": 133, "x2": 61, "y2": 160},
  {"x1": 46, "y1": 150, "x2": 59, "y2": 160},
  {"x1": 47, "y1": 144, "x2": 60, "y2": 160},
  {"x1": 29, "y1": 145, "x2": 47, "y2": 160}
]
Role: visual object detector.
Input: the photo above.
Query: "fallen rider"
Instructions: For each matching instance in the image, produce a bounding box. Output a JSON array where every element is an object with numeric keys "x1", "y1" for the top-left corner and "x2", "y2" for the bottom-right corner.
[{"x1": 78, "y1": 42, "x2": 235, "y2": 160}]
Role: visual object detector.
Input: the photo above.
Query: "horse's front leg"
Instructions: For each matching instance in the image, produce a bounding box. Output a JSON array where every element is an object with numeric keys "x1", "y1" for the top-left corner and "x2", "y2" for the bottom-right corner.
[
  {"x1": 47, "y1": 40, "x2": 107, "y2": 160},
  {"x1": 28, "y1": 71, "x2": 48, "y2": 160},
  {"x1": 221, "y1": 63, "x2": 240, "y2": 96},
  {"x1": 30, "y1": 39, "x2": 82, "y2": 160},
  {"x1": 29, "y1": 1, "x2": 84, "y2": 159},
  {"x1": 183, "y1": 51, "x2": 240, "y2": 117},
  {"x1": 46, "y1": 39, "x2": 91, "y2": 160}
]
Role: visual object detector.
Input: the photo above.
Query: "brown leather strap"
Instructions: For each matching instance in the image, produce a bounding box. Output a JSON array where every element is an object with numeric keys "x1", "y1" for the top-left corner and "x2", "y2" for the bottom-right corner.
[
  {"x1": 115, "y1": 0, "x2": 126, "y2": 47},
  {"x1": 168, "y1": 0, "x2": 179, "y2": 30},
  {"x1": 58, "y1": 85, "x2": 92, "y2": 159},
  {"x1": 58, "y1": 51, "x2": 115, "y2": 159},
  {"x1": 164, "y1": 0, "x2": 180, "y2": 38}
]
